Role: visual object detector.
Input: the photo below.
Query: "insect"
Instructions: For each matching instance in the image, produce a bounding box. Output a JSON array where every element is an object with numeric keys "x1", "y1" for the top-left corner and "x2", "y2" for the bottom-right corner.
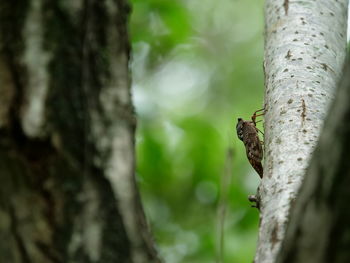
[{"x1": 236, "y1": 109, "x2": 264, "y2": 178}]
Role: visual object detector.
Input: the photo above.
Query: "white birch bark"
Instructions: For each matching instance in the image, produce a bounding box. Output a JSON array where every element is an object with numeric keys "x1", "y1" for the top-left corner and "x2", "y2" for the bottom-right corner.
[
  {"x1": 255, "y1": 0, "x2": 348, "y2": 262},
  {"x1": 275, "y1": 59, "x2": 350, "y2": 263}
]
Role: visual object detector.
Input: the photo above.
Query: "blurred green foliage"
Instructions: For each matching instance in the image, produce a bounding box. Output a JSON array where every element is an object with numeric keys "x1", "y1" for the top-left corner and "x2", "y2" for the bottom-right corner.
[{"x1": 130, "y1": 0, "x2": 265, "y2": 262}]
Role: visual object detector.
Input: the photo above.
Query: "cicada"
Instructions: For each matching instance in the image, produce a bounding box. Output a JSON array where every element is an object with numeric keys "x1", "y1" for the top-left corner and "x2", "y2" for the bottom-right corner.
[{"x1": 236, "y1": 109, "x2": 264, "y2": 178}]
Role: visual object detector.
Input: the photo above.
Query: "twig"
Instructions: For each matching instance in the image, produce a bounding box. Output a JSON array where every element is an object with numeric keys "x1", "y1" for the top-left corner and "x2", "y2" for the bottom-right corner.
[{"x1": 216, "y1": 147, "x2": 234, "y2": 263}]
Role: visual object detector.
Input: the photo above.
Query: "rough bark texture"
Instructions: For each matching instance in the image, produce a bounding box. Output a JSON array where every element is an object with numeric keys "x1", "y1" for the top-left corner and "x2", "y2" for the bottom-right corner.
[
  {"x1": 255, "y1": 0, "x2": 348, "y2": 262},
  {"x1": 0, "y1": 1, "x2": 159, "y2": 262},
  {"x1": 275, "y1": 57, "x2": 350, "y2": 263}
]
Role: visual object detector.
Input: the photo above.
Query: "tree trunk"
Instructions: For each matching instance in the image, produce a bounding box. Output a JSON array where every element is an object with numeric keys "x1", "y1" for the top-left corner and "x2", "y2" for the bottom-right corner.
[
  {"x1": 275, "y1": 57, "x2": 350, "y2": 263},
  {"x1": 255, "y1": 0, "x2": 348, "y2": 262},
  {"x1": 0, "y1": 1, "x2": 159, "y2": 262}
]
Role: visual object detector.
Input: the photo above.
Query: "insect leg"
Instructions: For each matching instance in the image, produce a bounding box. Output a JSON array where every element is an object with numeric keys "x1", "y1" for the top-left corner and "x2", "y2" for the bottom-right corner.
[{"x1": 251, "y1": 108, "x2": 265, "y2": 125}]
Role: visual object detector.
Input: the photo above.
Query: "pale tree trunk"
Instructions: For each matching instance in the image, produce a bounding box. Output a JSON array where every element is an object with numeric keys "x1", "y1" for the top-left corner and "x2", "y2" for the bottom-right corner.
[
  {"x1": 275, "y1": 57, "x2": 350, "y2": 263},
  {"x1": 255, "y1": 0, "x2": 348, "y2": 262},
  {"x1": 0, "y1": 1, "x2": 159, "y2": 263}
]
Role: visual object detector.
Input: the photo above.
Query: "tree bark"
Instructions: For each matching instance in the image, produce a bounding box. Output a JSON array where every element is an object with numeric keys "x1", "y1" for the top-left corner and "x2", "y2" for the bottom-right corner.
[
  {"x1": 255, "y1": 0, "x2": 348, "y2": 262},
  {"x1": 0, "y1": 1, "x2": 159, "y2": 262},
  {"x1": 275, "y1": 57, "x2": 350, "y2": 263}
]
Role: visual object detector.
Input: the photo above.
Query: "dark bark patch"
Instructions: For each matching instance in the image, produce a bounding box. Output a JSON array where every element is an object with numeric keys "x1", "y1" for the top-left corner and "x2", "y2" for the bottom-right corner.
[
  {"x1": 321, "y1": 63, "x2": 328, "y2": 71},
  {"x1": 283, "y1": 0, "x2": 289, "y2": 15},
  {"x1": 285, "y1": 50, "x2": 292, "y2": 59},
  {"x1": 270, "y1": 222, "x2": 280, "y2": 249},
  {"x1": 9, "y1": 205, "x2": 32, "y2": 263},
  {"x1": 267, "y1": 156, "x2": 274, "y2": 178},
  {"x1": 289, "y1": 197, "x2": 296, "y2": 211},
  {"x1": 301, "y1": 98, "x2": 306, "y2": 125},
  {"x1": 0, "y1": 0, "x2": 29, "y2": 131}
]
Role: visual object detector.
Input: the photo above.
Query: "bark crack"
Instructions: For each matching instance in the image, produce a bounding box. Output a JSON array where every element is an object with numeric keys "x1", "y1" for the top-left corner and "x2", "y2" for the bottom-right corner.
[
  {"x1": 3, "y1": 49, "x2": 27, "y2": 138},
  {"x1": 301, "y1": 99, "x2": 306, "y2": 126},
  {"x1": 320, "y1": 63, "x2": 336, "y2": 75}
]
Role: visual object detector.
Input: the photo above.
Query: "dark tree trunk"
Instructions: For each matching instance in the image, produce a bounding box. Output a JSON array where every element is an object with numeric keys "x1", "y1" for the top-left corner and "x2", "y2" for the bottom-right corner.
[
  {"x1": 276, "y1": 59, "x2": 350, "y2": 263},
  {"x1": 0, "y1": 1, "x2": 159, "y2": 262}
]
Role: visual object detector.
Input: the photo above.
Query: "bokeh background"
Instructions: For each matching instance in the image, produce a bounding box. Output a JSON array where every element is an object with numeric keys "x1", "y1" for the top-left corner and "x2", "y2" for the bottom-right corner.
[{"x1": 130, "y1": 0, "x2": 265, "y2": 262}]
